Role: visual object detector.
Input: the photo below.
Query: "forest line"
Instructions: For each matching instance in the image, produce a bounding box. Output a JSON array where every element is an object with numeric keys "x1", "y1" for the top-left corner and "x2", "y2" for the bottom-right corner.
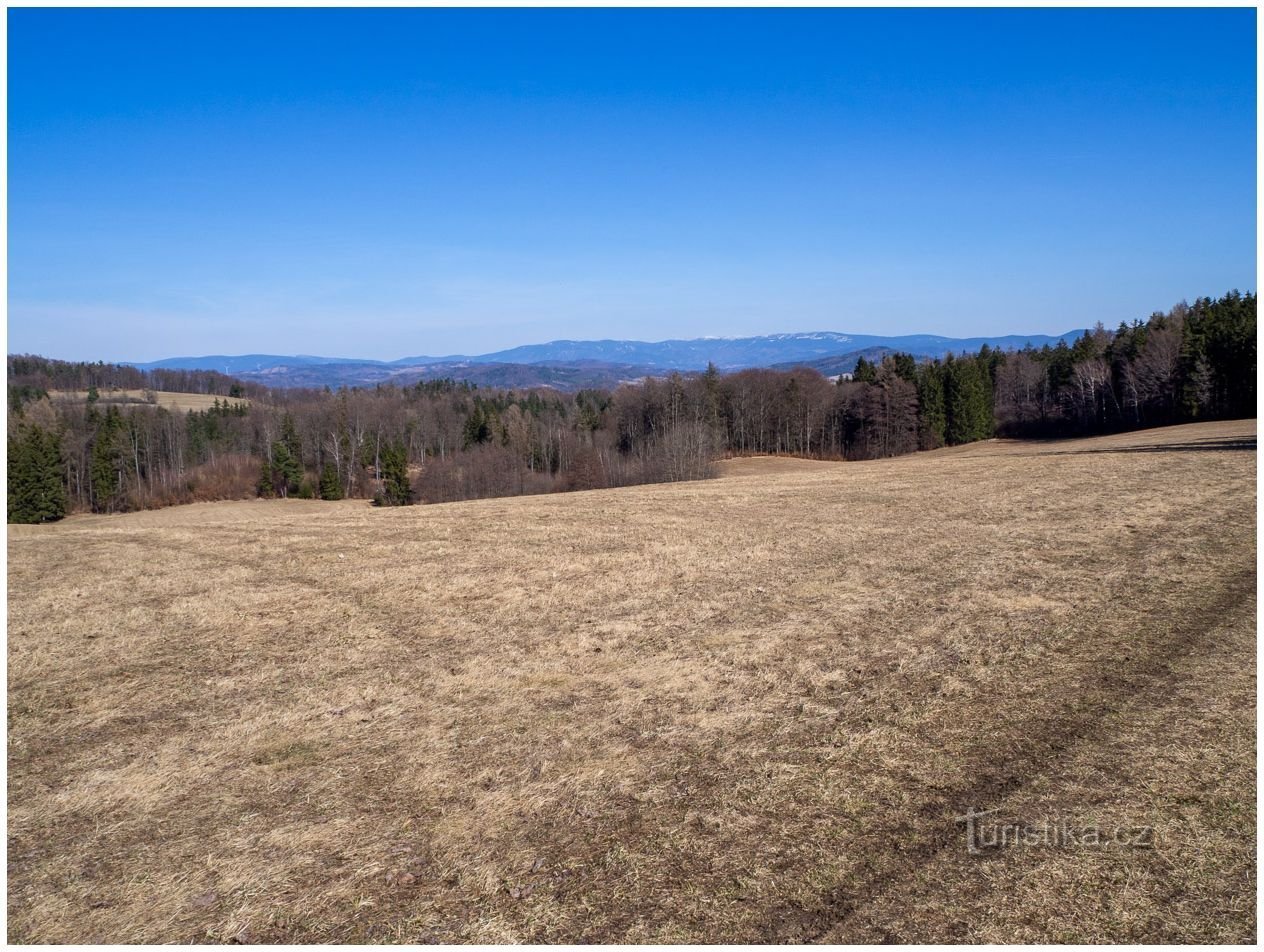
[{"x1": 7, "y1": 290, "x2": 1254, "y2": 523}]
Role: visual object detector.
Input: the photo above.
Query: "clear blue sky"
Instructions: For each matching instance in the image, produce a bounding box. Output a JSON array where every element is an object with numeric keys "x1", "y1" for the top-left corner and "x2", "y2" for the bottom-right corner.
[{"x1": 8, "y1": 7, "x2": 1257, "y2": 362}]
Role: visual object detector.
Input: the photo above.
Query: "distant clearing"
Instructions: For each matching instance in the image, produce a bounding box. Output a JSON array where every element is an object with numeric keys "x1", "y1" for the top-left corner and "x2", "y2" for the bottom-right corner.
[
  {"x1": 715, "y1": 454, "x2": 847, "y2": 477},
  {"x1": 49, "y1": 389, "x2": 248, "y2": 412},
  {"x1": 7, "y1": 420, "x2": 1255, "y2": 942}
]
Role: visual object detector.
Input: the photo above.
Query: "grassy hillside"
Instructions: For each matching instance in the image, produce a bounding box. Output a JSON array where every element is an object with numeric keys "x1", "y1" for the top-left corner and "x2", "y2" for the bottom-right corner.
[
  {"x1": 49, "y1": 389, "x2": 250, "y2": 412},
  {"x1": 7, "y1": 420, "x2": 1256, "y2": 942}
]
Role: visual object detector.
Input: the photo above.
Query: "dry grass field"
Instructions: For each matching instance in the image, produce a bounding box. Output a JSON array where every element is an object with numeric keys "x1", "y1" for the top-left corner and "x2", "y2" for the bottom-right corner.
[
  {"x1": 49, "y1": 389, "x2": 248, "y2": 412},
  {"x1": 7, "y1": 420, "x2": 1256, "y2": 943}
]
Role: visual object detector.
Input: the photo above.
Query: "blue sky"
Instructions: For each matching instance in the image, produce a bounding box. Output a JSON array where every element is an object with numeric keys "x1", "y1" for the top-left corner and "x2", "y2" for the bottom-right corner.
[{"x1": 7, "y1": 8, "x2": 1257, "y2": 362}]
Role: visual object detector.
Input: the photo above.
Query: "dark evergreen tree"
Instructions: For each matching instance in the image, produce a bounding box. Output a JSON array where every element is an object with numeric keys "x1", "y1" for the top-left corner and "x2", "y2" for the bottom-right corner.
[
  {"x1": 916, "y1": 361, "x2": 947, "y2": 448},
  {"x1": 9, "y1": 384, "x2": 48, "y2": 414},
  {"x1": 701, "y1": 362, "x2": 724, "y2": 430},
  {"x1": 945, "y1": 356, "x2": 993, "y2": 445},
  {"x1": 852, "y1": 356, "x2": 878, "y2": 383},
  {"x1": 890, "y1": 352, "x2": 918, "y2": 383},
  {"x1": 267, "y1": 441, "x2": 302, "y2": 498},
  {"x1": 575, "y1": 390, "x2": 604, "y2": 433},
  {"x1": 1045, "y1": 340, "x2": 1075, "y2": 394},
  {"x1": 8, "y1": 424, "x2": 68, "y2": 524},
  {"x1": 374, "y1": 441, "x2": 413, "y2": 506},
  {"x1": 89, "y1": 405, "x2": 128, "y2": 512},
  {"x1": 462, "y1": 401, "x2": 493, "y2": 447},
  {"x1": 319, "y1": 462, "x2": 343, "y2": 500},
  {"x1": 257, "y1": 441, "x2": 302, "y2": 498},
  {"x1": 280, "y1": 412, "x2": 303, "y2": 463},
  {"x1": 1197, "y1": 290, "x2": 1256, "y2": 418},
  {"x1": 257, "y1": 456, "x2": 276, "y2": 498}
]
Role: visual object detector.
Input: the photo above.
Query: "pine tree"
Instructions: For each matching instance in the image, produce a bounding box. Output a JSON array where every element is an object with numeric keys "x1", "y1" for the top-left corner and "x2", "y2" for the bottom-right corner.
[{"x1": 7, "y1": 424, "x2": 68, "y2": 524}]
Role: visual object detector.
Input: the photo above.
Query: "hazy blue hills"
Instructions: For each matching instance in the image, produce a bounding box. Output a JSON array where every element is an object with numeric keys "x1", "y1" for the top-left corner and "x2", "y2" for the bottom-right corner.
[
  {"x1": 131, "y1": 329, "x2": 1086, "y2": 389},
  {"x1": 441, "y1": 330, "x2": 1085, "y2": 371},
  {"x1": 132, "y1": 354, "x2": 395, "y2": 374}
]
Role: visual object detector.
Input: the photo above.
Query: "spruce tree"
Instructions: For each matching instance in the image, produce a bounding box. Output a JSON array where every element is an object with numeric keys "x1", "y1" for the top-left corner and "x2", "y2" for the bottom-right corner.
[
  {"x1": 267, "y1": 441, "x2": 302, "y2": 498},
  {"x1": 944, "y1": 357, "x2": 993, "y2": 445},
  {"x1": 1199, "y1": 290, "x2": 1256, "y2": 418},
  {"x1": 89, "y1": 406, "x2": 127, "y2": 512},
  {"x1": 7, "y1": 424, "x2": 68, "y2": 524},
  {"x1": 462, "y1": 402, "x2": 492, "y2": 447},
  {"x1": 374, "y1": 442, "x2": 413, "y2": 506},
  {"x1": 916, "y1": 362, "x2": 947, "y2": 448},
  {"x1": 319, "y1": 461, "x2": 343, "y2": 500},
  {"x1": 280, "y1": 412, "x2": 303, "y2": 462},
  {"x1": 890, "y1": 352, "x2": 918, "y2": 383},
  {"x1": 257, "y1": 441, "x2": 301, "y2": 498},
  {"x1": 257, "y1": 455, "x2": 276, "y2": 498},
  {"x1": 701, "y1": 362, "x2": 723, "y2": 429},
  {"x1": 852, "y1": 356, "x2": 878, "y2": 383}
]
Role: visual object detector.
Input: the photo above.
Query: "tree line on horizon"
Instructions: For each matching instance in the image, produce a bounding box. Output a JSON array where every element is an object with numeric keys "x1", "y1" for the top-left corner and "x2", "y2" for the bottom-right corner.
[{"x1": 7, "y1": 290, "x2": 1254, "y2": 523}]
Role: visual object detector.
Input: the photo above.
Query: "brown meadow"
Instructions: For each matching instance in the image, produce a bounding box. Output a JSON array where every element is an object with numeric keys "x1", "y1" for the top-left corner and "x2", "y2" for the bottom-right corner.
[
  {"x1": 49, "y1": 389, "x2": 248, "y2": 413},
  {"x1": 7, "y1": 420, "x2": 1256, "y2": 942}
]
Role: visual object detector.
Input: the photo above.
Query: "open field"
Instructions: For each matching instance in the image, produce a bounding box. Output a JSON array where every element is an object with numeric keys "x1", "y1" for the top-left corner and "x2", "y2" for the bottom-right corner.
[
  {"x1": 49, "y1": 389, "x2": 249, "y2": 412},
  {"x1": 7, "y1": 420, "x2": 1256, "y2": 942},
  {"x1": 714, "y1": 454, "x2": 848, "y2": 477}
]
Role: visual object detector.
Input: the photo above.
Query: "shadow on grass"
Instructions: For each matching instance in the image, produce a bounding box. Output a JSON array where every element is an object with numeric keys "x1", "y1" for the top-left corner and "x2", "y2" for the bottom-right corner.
[{"x1": 1035, "y1": 437, "x2": 1256, "y2": 457}]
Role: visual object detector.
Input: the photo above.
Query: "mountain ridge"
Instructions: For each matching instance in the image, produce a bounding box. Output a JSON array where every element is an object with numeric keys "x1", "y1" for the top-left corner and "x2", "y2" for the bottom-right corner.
[{"x1": 132, "y1": 328, "x2": 1087, "y2": 389}]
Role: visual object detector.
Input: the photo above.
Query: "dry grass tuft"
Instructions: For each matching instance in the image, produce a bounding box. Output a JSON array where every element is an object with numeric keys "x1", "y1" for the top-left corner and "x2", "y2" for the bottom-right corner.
[{"x1": 7, "y1": 420, "x2": 1256, "y2": 942}]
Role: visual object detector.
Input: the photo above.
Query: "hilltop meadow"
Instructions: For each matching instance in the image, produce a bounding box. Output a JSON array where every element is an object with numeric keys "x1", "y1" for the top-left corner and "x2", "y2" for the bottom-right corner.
[{"x1": 7, "y1": 420, "x2": 1255, "y2": 942}]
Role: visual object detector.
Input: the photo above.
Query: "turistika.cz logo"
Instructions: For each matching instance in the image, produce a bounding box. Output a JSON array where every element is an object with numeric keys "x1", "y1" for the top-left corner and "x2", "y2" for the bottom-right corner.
[{"x1": 957, "y1": 807, "x2": 1155, "y2": 855}]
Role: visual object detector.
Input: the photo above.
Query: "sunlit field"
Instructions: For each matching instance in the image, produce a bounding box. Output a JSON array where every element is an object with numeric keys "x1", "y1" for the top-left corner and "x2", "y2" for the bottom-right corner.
[
  {"x1": 8, "y1": 420, "x2": 1255, "y2": 943},
  {"x1": 49, "y1": 389, "x2": 248, "y2": 412}
]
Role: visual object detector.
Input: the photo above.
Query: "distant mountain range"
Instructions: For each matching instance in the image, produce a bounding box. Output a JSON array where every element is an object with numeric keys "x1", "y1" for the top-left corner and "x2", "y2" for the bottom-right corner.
[{"x1": 131, "y1": 329, "x2": 1086, "y2": 390}]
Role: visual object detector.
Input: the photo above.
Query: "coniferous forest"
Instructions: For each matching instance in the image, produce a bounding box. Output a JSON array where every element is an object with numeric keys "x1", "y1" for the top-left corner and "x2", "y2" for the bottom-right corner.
[{"x1": 7, "y1": 291, "x2": 1255, "y2": 523}]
